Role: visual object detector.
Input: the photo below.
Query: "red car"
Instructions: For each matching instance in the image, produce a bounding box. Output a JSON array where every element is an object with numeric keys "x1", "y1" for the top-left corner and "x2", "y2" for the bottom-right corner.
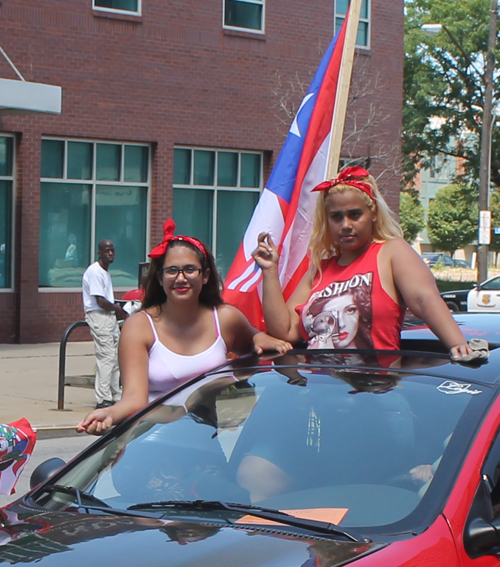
[{"x1": 1, "y1": 317, "x2": 500, "y2": 566}]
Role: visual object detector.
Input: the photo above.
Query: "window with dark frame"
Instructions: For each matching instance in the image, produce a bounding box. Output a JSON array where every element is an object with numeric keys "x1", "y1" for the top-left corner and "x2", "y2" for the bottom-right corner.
[
  {"x1": 334, "y1": 0, "x2": 370, "y2": 47},
  {"x1": 223, "y1": 0, "x2": 264, "y2": 33},
  {"x1": 173, "y1": 147, "x2": 263, "y2": 278},
  {"x1": 93, "y1": 0, "x2": 140, "y2": 15},
  {"x1": 0, "y1": 136, "x2": 14, "y2": 289},
  {"x1": 39, "y1": 138, "x2": 150, "y2": 289}
]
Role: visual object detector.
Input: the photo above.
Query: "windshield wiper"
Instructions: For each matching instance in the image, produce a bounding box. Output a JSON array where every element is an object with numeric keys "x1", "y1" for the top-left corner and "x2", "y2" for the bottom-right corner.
[
  {"x1": 37, "y1": 485, "x2": 165, "y2": 519},
  {"x1": 127, "y1": 499, "x2": 368, "y2": 542},
  {"x1": 42, "y1": 484, "x2": 112, "y2": 511}
]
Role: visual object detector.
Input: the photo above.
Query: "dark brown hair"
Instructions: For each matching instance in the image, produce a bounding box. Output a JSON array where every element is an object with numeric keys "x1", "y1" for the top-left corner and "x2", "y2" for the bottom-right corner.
[{"x1": 305, "y1": 285, "x2": 373, "y2": 349}]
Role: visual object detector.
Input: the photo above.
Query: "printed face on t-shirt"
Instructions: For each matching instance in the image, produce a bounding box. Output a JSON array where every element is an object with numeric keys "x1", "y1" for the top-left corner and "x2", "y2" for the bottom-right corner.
[
  {"x1": 303, "y1": 272, "x2": 373, "y2": 350},
  {"x1": 323, "y1": 293, "x2": 360, "y2": 348}
]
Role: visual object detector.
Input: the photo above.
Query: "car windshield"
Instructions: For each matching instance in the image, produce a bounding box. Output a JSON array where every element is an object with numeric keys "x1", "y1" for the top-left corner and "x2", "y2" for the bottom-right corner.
[
  {"x1": 482, "y1": 277, "x2": 500, "y2": 290},
  {"x1": 32, "y1": 354, "x2": 489, "y2": 536}
]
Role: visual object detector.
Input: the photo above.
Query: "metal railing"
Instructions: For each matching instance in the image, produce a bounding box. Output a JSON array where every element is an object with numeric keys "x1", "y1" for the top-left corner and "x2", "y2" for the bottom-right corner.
[
  {"x1": 57, "y1": 315, "x2": 124, "y2": 410},
  {"x1": 57, "y1": 320, "x2": 90, "y2": 410}
]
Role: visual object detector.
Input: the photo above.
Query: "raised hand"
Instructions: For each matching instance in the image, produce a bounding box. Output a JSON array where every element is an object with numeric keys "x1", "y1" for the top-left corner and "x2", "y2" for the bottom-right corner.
[{"x1": 252, "y1": 232, "x2": 279, "y2": 271}]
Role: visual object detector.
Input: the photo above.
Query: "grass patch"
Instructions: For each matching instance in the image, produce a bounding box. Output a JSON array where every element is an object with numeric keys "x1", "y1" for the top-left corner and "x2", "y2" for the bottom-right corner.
[
  {"x1": 430, "y1": 267, "x2": 500, "y2": 292},
  {"x1": 435, "y1": 279, "x2": 476, "y2": 293}
]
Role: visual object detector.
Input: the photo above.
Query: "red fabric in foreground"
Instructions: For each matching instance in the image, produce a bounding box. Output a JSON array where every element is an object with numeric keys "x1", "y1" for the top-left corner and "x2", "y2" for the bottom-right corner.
[
  {"x1": 0, "y1": 418, "x2": 37, "y2": 495},
  {"x1": 122, "y1": 288, "x2": 145, "y2": 301}
]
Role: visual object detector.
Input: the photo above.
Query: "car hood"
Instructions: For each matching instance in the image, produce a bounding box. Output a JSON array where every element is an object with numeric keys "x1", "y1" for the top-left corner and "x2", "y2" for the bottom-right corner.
[
  {"x1": 0, "y1": 507, "x2": 384, "y2": 566},
  {"x1": 440, "y1": 289, "x2": 470, "y2": 295},
  {"x1": 402, "y1": 312, "x2": 500, "y2": 346},
  {"x1": 440, "y1": 288, "x2": 470, "y2": 294}
]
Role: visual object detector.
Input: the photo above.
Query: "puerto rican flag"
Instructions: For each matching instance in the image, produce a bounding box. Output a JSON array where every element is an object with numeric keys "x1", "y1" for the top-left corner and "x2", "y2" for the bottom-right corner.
[
  {"x1": 0, "y1": 418, "x2": 37, "y2": 495},
  {"x1": 223, "y1": 19, "x2": 349, "y2": 330}
]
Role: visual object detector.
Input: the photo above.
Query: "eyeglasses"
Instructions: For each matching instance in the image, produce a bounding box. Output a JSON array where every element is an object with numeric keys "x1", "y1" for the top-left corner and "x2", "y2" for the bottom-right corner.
[{"x1": 161, "y1": 265, "x2": 203, "y2": 279}]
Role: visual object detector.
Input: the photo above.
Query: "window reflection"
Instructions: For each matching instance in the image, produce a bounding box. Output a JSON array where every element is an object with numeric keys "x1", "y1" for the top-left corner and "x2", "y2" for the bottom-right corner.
[{"x1": 39, "y1": 139, "x2": 150, "y2": 288}]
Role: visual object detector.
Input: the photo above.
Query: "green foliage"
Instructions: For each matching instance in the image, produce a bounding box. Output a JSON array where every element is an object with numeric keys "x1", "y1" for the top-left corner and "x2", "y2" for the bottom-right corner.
[
  {"x1": 399, "y1": 191, "x2": 425, "y2": 243},
  {"x1": 427, "y1": 184, "x2": 478, "y2": 254},
  {"x1": 403, "y1": 0, "x2": 498, "y2": 188}
]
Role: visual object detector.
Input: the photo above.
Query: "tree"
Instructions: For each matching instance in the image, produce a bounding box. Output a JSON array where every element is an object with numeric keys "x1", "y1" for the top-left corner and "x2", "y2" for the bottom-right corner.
[
  {"x1": 427, "y1": 184, "x2": 478, "y2": 254},
  {"x1": 403, "y1": 0, "x2": 499, "y2": 188},
  {"x1": 399, "y1": 191, "x2": 425, "y2": 243},
  {"x1": 271, "y1": 54, "x2": 402, "y2": 186}
]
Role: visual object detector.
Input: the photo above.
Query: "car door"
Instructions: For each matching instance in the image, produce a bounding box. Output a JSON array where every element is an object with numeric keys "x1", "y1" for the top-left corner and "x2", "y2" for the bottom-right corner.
[
  {"x1": 467, "y1": 276, "x2": 500, "y2": 312},
  {"x1": 443, "y1": 393, "x2": 500, "y2": 567},
  {"x1": 459, "y1": 424, "x2": 500, "y2": 565}
]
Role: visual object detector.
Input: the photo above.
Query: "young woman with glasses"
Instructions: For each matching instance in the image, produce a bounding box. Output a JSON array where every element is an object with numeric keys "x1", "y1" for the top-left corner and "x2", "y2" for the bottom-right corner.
[{"x1": 77, "y1": 219, "x2": 291, "y2": 435}]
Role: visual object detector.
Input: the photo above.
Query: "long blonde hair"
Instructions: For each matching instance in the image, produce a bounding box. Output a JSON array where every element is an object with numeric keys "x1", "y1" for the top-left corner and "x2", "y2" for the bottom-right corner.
[{"x1": 309, "y1": 173, "x2": 403, "y2": 272}]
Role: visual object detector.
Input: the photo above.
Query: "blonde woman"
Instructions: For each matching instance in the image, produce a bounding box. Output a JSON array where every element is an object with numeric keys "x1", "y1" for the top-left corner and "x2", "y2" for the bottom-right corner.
[{"x1": 252, "y1": 166, "x2": 472, "y2": 359}]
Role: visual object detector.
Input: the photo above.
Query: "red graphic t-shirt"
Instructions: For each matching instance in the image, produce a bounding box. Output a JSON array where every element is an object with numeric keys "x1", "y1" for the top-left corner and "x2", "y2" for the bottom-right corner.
[{"x1": 296, "y1": 242, "x2": 405, "y2": 350}]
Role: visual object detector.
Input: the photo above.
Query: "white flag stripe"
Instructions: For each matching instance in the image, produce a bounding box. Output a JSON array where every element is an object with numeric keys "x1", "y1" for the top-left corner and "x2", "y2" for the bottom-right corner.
[
  {"x1": 279, "y1": 134, "x2": 331, "y2": 286},
  {"x1": 242, "y1": 190, "x2": 285, "y2": 260},
  {"x1": 241, "y1": 268, "x2": 263, "y2": 292},
  {"x1": 226, "y1": 262, "x2": 257, "y2": 290}
]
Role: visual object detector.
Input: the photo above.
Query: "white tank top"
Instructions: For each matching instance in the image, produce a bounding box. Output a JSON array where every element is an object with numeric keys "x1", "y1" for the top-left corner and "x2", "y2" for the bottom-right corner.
[{"x1": 144, "y1": 309, "x2": 228, "y2": 402}]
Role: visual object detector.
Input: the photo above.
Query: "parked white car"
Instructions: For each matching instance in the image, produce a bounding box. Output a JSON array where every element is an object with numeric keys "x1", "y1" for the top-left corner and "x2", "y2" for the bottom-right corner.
[
  {"x1": 440, "y1": 275, "x2": 500, "y2": 312},
  {"x1": 467, "y1": 275, "x2": 500, "y2": 312}
]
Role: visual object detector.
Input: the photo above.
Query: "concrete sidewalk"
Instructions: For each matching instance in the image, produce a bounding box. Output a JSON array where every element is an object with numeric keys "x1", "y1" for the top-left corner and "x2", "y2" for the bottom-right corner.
[{"x1": 0, "y1": 342, "x2": 98, "y2": 437}]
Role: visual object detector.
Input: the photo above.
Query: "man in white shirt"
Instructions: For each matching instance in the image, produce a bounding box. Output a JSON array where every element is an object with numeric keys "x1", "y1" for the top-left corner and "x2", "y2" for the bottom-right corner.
[{"x1": 82, "y1": 240, "x2": 126, "y2": 409}]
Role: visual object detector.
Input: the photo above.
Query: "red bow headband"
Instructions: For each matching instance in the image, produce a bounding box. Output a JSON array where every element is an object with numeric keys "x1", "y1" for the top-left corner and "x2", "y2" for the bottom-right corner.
[
  {"x1": 148, "y1": 219, "x2": 208, "y2": 259},
  {"x1": 312, "y1": 166, "x2": 374, "y2": 200}
]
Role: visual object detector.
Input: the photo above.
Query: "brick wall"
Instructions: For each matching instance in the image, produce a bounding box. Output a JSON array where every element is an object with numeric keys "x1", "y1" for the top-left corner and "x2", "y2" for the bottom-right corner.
[{"x1": 0, "y1": 0, "x2": 404, "y2": 342}]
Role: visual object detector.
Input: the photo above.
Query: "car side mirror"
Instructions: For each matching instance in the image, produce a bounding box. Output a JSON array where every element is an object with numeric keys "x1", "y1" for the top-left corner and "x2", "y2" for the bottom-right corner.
[
  {"x1": 465, "y1": 517, "x2": 500, "y2": 555},
  {"x1": 464, "y1": 480, "x2": 500, "y2": 557},
  {"x1": 30, "y1": 457, "x2": 65, "y2": 490}
]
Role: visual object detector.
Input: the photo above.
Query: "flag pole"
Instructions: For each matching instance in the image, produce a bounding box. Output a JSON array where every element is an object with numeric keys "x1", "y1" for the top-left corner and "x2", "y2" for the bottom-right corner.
[{"x1": 325, "y1": 0, "x2": 363, "y2": 180}]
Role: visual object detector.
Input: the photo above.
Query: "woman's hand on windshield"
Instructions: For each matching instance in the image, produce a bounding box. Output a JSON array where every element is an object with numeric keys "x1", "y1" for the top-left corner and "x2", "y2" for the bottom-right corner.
[
  {"x1": 76, "y1": 408, "x2": 114, "y2": 435},
  {"x1": 450, "y1": 339, "x2": 490, "y2": 363},
  {"x1": 252, "y1": 332, "x2": 292, "y2": 355}
]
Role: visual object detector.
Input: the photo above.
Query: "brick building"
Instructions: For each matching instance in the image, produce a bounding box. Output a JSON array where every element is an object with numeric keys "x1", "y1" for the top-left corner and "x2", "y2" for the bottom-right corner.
[{"x1": 0, "y1": 0, "x2": 404, "y2": 343}]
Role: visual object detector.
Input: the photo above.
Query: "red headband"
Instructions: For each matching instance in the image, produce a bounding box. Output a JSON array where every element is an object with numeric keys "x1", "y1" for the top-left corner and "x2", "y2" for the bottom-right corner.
[
  {"x1": 312, "y1": 166, "x2": 374, "y2": 200},
  {"x1": 148, "y1": 219, "x2": 208, "y2": 259}
]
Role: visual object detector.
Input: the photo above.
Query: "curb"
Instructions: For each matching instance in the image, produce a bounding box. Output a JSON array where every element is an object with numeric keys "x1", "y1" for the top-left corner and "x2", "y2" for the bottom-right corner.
[{"x1": 35, "y1": 426, "x2": 83, "y2": 440}]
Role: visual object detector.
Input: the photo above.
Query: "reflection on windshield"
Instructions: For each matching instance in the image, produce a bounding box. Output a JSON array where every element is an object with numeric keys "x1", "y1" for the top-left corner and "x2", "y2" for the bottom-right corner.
[{"x1": 37, "y1": 367, "x2": 483, "y2": 530}]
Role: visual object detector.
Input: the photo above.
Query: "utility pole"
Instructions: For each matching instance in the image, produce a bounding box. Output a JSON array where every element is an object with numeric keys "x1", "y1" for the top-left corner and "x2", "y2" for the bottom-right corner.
[{"x1": 477, "y1": 0, "x2": 497, "y2": 284}]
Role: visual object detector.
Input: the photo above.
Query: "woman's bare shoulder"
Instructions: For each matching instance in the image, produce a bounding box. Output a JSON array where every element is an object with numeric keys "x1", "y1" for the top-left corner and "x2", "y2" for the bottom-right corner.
[
  {"x1": 379, "y1": 239, "x2": 434, "y2": 286},
  {"x1": 124, "y1": 309, "x2": 147, "y2": 326},
  {"x1": 381, "y1": 238, "x2": 412, "y2": 251},
  {"x1": 380, "y1": 238, "x2": 421, "y2": 261},
  {"x1": 121, "y1": 310, "x2": 155, "y2": 340},
  {"x1": 214, "y1": 305, "x2": 253, "y2": 352},
  {"x1": 217, "y1": 303, "x2": 245, "y2": 325}
]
